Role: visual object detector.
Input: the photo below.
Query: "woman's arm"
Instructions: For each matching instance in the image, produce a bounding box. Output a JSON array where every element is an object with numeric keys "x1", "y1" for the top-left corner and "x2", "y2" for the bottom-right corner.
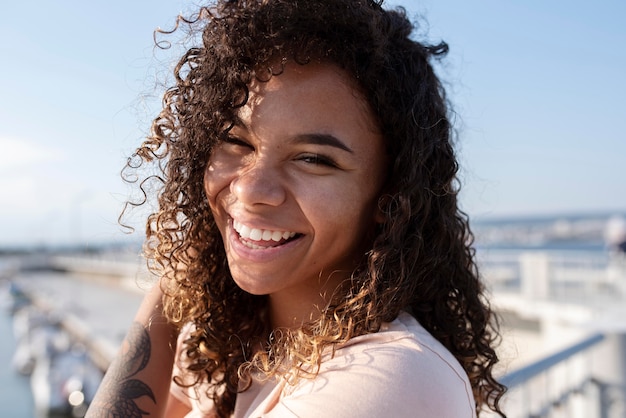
[{"x1": 86, "y1": 282, "x2": 179, "y2": 418}]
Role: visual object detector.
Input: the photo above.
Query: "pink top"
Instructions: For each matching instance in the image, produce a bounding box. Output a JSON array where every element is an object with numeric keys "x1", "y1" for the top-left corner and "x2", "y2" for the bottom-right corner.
[{"x1": 170, "y1": 312, "x2": 476, "y2": 417}]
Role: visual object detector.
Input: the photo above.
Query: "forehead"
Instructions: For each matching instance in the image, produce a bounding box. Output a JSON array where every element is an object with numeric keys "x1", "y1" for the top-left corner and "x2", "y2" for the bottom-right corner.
[{"x1": 238, "y1": 62, "x2": 379, "y2": 134}]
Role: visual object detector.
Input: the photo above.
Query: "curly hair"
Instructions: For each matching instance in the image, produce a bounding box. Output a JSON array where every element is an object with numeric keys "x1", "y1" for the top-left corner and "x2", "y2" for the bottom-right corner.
[{"x1": 122, "y1": 0, "x2": 507, "y2": 416}]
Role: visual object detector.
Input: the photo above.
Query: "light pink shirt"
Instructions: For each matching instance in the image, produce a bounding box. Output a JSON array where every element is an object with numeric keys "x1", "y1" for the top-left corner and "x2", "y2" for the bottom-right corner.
[{"x1": 171, "y1": 312, "x2": 477, "y2": 417}]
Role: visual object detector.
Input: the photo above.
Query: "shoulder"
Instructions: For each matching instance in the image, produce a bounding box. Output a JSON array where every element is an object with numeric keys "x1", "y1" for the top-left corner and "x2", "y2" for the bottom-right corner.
[{"x1": 271, "y1": 313, "x2": 476, "y2": 418}]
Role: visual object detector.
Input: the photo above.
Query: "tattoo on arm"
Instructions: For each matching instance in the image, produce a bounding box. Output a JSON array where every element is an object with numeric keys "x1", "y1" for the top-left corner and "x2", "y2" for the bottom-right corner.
[{"x1": 88, "y1": 321, "x2": 156, "y2": 417}]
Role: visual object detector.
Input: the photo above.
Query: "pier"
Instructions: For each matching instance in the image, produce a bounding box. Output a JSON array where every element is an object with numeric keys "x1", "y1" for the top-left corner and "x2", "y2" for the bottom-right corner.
[
  {"x1": 1, "y1": 253, "x2": 148, "y2": 417},
  {"x1": 5, "y1": 254, "x2": 147, "y2": 365}
]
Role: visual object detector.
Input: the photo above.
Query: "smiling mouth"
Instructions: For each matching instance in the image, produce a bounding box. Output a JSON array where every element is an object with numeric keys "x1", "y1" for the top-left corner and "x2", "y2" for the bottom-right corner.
[{"x1": 233, "y1": 220, "x2": 301, "y2": 249}]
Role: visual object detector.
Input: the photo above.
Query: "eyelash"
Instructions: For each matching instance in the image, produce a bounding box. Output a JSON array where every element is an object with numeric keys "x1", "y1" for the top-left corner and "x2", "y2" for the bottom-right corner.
[
  {"x1": 223, "y1": 136, "x2": 253, "y2": 149},
  {"x1": 298, "y1": 154, "x2": 338, "y2": 168},
  {"x1": 222, "y1": 136, "x2": 338, "y2": 168}
]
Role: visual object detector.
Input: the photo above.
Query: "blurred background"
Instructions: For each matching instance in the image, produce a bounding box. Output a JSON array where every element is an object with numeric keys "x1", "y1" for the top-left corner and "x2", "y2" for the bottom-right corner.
[{"x1": 1, "y1": 1, "x2": 624, "y2": 417}]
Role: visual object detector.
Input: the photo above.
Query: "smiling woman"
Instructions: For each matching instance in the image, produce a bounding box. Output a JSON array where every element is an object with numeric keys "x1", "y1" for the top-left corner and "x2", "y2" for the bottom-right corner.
[{"x1": 86, "y1": 1, "x2": 507, "y2": 417}]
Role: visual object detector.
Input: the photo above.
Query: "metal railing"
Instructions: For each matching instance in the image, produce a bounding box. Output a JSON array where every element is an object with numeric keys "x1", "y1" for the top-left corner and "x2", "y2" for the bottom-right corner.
[
  {"x1": 496, "y1": 333, "x2": 612, "y2": 418},
  {"x1": 500, "y1": 333, "x2": 605, "y2": 388}
]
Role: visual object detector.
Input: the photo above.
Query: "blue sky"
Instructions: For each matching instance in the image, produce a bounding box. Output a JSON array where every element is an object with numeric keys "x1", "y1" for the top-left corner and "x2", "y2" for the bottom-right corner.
[{"x1": 1, "y1": 0, "x2": 624, "y2": 247}]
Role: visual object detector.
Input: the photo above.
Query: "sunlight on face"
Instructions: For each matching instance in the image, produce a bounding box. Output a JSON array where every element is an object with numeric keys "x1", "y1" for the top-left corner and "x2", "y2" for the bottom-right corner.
[{"x1": 204, "y1": 62, "x2": 387, "y2": 324}]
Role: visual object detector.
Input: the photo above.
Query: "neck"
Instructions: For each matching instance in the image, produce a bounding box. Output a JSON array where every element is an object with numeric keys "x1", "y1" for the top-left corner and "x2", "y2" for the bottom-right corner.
[
  {"x1": 267, "y1": 270, "x2": 350, "y2": 329},
  {"x1": 268, "y1": 291, "x2": 324, "y2": 329}
]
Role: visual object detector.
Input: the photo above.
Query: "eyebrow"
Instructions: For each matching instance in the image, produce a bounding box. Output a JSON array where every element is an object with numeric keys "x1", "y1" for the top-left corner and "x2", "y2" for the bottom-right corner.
[
  {"x1": 231, "y1": 116, "x2": 353, "y2": 154},
  {"x1": 292, "y1": 133, "x2": 354, "y2": 153}
]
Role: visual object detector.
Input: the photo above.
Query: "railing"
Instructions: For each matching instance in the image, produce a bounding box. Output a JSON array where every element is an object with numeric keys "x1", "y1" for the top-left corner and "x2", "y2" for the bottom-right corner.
[
  {"x1": 500, "y1": 333, "x2": 605, "y2": 388},
  {"x1": 495, "y1": 333, "x2": 621, "y2": 418},
  {"x1": 478, "y1": 249, "x2": 626, "y2": 417},
  {"x1": 478, "y1": 249, "x2": 626, "y2": 300}
]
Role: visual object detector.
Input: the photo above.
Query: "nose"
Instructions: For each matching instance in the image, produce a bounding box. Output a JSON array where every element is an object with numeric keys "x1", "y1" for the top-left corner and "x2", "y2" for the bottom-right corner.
[{"x1": 231, "y1": 160, "x2": 286, "y2": 208}]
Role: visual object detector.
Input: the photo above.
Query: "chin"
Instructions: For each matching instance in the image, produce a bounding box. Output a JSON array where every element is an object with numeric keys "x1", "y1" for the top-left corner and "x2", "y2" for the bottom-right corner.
[{"x1": 231, "y1": 275, "x2": 273, "y2": 296}]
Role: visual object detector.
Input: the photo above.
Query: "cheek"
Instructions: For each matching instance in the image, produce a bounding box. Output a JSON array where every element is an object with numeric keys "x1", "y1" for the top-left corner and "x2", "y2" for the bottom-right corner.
[
  {"x1": 204, "y1": 160, "x2": 230, "y2": 210},
  {"x1": 308, "y1": 182, "x2": 380, "y2": 233},
  {"x1": 204, "y1": 147, "x2": 245, "y2": 204},
  {"x1": 203, "y1": 163, "x2": 232, "y2": 242}
]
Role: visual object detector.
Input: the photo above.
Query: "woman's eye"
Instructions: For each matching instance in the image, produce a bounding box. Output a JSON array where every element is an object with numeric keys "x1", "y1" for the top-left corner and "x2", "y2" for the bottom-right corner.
[
  {"x1": 223, "y1": 136, "x2": 254, "y2": 150},
  {"x1": 298, "y1": 154, "x2": 338, "y2": 168}
]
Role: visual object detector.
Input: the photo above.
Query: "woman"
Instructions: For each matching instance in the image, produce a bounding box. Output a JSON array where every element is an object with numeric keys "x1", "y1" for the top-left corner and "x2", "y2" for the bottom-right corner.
[{"x1": 87, "y1": 0, "x2": 506, "y2": 417}]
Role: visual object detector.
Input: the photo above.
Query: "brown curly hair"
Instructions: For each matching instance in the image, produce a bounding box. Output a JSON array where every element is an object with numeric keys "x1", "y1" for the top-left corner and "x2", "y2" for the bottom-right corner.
[{"x1": 122, "y1": 0, "x2": 507, "y2": 416}]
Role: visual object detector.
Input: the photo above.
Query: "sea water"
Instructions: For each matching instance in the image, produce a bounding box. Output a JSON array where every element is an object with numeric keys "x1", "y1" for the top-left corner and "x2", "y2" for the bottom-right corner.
[{"x1": 0, "y1": 300, "x2": 35, "y2": 418}]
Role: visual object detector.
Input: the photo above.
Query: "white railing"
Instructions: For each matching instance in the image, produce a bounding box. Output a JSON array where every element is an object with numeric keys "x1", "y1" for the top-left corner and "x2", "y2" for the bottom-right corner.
[
  {"x1": 496, "y1": 333, "x2": 609, "y2": 418},
  {"x1": 478, "y1": 249, "x2": 626, "y2": 300},
  {"x1": 479, "y1": 249, "x2": 626, "y2": 417}
]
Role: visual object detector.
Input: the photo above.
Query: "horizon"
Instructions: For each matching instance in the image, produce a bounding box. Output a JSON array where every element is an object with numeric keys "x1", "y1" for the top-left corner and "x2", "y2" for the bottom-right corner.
[{"x1": 1, "y1": 208, "x2": 624, "y2": 252}]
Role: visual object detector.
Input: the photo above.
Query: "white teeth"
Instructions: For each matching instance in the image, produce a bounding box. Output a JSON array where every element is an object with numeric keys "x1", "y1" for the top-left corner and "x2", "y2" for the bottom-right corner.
[
  {"x1": 233, "y1": 220, "x2": 297, "y2": 243},
  {"x1": 249, "y1": 228, "x2": 263, "y2": 241},
  {"x1": 239, "y1": 223, "x2": 251, "y2": 238}
]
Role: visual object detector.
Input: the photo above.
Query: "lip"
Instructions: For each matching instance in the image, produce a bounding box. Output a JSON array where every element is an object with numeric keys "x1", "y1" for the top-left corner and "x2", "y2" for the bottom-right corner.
[{"x1": 227, "y1": 218, "x2": 304, "y2": 263}]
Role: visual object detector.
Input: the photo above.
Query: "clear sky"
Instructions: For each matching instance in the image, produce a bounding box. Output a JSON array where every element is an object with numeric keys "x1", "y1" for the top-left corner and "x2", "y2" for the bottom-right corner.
[{"x1": 1, "y1": 0, "x2": 624, "y2": 247}]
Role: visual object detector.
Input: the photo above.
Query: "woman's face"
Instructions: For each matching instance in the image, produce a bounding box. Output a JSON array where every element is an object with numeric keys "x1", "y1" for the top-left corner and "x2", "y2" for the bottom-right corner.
[{"x1": 205, "y1": 62, "x2": 387, "y2": 322}]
